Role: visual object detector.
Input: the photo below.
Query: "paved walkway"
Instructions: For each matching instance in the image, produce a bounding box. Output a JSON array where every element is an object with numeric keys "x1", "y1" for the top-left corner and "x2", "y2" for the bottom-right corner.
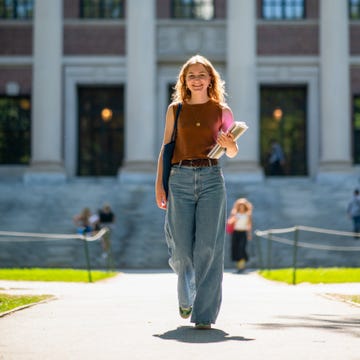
[{"x1": 0, "y1": 271, "x2": 359, "y2": 360}]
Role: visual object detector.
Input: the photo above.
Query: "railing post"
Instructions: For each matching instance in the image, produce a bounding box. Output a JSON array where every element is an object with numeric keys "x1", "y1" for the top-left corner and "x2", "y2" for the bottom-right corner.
[
  {"x1": 105, "y1": 228, "x2": 115, "y2": 272},
  {"x1": 255, "y1": 232, "x2": 264, "y2": 269},
  {"x1": 292, "y1": 227, "x2": 299, "y2": 285},
  {"x1": 266, "y1": 231, "x2": 272, "y2": 270},
  {"x1": 82, "y1": 231, "x2": 93, "y2": 283}
]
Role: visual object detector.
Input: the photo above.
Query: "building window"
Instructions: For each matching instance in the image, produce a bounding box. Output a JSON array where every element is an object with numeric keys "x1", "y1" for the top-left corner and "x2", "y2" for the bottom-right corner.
[
  {"x1": 262, "y1": 0, "x2": 305, "y2": 20},
  {"x1": 78, "y1": 86, "x2": 124, "y2": 176},
  {"x1": 0, "y1": 0, "x2": 33, "y2": 19},
  {"x1": 350, "y1": 0, "x2": 360, "y2": 19},
  {"x1": 260, "y1": 86, "x2": 307, "y2": 176},
  {"x1": 80, "y1": 0, "x2": 124, "y2": 19},
  {"x1": 0, "y1": 96, "x2": 31, "y2": 165},
  {"x1": 172, "y1": 0, "x2": 214, "y2": 20}
]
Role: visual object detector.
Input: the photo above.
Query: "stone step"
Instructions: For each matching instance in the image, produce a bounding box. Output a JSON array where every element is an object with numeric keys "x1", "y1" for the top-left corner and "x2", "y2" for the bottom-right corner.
[{"x1": 0, "y1": 175, "x2": 359, "y2": 269}]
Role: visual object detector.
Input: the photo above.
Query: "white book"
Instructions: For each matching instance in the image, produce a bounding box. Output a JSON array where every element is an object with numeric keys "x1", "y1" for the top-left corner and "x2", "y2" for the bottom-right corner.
[{"x1": 207, "y1": 121, "x2": 248, "y2": 159}]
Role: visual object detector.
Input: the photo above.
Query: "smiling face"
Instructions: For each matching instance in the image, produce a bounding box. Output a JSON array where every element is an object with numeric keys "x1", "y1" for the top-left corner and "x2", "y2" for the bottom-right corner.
[
  {"x1": 172, "y1": 55, "x2": 225, "y2": 104},
  {"x1": 185, "y1": 63, "x2": 211, "y2": 96}
]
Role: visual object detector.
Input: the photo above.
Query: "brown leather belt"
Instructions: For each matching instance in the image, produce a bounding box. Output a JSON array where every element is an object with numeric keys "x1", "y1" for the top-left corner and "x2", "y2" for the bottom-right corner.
[{"x1": 174, "y1": 159, "x2": 218, "y2": 167}]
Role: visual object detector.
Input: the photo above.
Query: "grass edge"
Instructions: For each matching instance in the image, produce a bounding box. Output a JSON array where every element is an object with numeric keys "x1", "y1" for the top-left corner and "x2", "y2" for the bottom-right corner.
[{"x1": 0, "y1": 294, "x2": 56, "y2": 318}]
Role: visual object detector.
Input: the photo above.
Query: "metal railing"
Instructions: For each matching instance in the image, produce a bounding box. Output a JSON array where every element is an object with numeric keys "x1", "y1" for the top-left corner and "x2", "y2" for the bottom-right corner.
[
  {"x1": 0, "y1": 227, "x2": 114, "y2": 283},
  {"x1": 254, "y1": 225, "x2": 360, "y2": 285}
]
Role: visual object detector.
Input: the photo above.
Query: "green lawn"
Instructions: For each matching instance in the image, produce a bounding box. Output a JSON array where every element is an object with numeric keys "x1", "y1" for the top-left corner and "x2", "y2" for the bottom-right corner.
[
  {"x1": 326, "y1": 294, "x2": 360, "y2": 306},
  {"x1": 258, "y1": 268, "x2": 360, "y2": 305},
  {"x1": 0, "y1": 268, "x2": 118, "y2": 282},
  {"x1": 0, "y1": 293, "x2": 53, "y2": 314},
  {"x1": 258, "y1": 267, "x2": 360, "y2": 285}
]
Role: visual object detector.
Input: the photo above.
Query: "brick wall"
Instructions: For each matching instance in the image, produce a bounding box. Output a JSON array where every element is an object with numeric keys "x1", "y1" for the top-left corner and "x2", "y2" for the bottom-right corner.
[
  {"x1": 0, "y1": 67, "x2": 32, "y2": 95},
  {"x1": 351, "y1": 67, "x2": 360, "y2": 95},
  {"x1": 157, "y1": 0, "x2": 170, "y2": 18},
  {"x1": 350, "y1": 24, "x2": 360, "y2": 55},
  {"x1": 64, "y1": 0, "x2": 80, "y2": 18},
  {"x1": 257, "y1": 24, "x2": 319, "y2": 55},
  {"x1": 254, "y1": 0, "x2": 320, "y2": 56},
  {"x1": 214, "y1": 0, "x2": 226, "y2": 18},
  {"x1": 0, "y1": 25, "x2": 32, "y2": 55},
  {"x1": 305, "y1": 0, "x2": 319, "y2": 19},
  {"x1": 64, "y1": 25, "x2": 125, "y2": 55}
]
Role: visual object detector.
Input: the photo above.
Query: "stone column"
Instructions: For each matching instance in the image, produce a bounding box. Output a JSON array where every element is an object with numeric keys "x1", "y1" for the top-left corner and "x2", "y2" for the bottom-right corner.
[
  {"x1": 318, "y1": 0, "x2": 352, "y2": 181},
  {"x1": 24, "y1": 0, "x2": 65, "y2": 184},
  {"x1": 119, "y1": 0, "x2": 156, "y2": 183},
  {"x1": 225, "y1": 0, "x2": 263, "y2": 182}
]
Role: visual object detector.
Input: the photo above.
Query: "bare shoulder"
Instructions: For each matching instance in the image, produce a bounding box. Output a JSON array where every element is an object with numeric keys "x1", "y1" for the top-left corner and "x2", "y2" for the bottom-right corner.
[
  {"x1": 167, "y1": 102, "x2": 177, "y2": 111},
  {"x1": 166, "y1": 102, "x2": 181, "y2": 117}
]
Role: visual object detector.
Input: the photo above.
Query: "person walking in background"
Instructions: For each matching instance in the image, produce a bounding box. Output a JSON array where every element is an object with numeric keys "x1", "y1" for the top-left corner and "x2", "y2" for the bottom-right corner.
[
  {"x1": 98, "y1": 202, "x2": 115, "y2": 228},
  {"x1": 73, "y1": 207, "x2": 96, "y2": 234},
  {"x1": 155, "y1": 54, "x2": 239, "y2": 329},
  {"x1": 268, "y1": 139, "x2": 285, "y2": 175},
  {"x1": 98, "y1": 203, "x2": 115, "y2": 258},
  {"x1": 347, "y1": 189, "x2": 360, "y2": 239},
  {"x1": 227, "y1": 198, "x2": 253, "y2": 273}
]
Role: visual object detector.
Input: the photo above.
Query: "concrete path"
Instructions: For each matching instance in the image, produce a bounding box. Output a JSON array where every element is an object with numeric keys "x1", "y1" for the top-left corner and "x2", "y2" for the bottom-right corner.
[{"x1": 0, "y1": 271, "x2": 359, "y2": 360}]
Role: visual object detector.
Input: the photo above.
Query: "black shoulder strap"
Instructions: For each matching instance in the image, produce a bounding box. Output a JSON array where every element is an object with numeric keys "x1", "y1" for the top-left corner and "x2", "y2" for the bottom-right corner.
[{"x1": 171, "y1": 103, "x2": 182, "y2": 142}]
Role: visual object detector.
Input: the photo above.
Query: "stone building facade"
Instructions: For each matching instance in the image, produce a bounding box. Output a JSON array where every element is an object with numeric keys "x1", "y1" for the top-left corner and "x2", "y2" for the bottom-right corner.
[{"x1": 0, "y1": 0, "x2": 359, "y2": 184}]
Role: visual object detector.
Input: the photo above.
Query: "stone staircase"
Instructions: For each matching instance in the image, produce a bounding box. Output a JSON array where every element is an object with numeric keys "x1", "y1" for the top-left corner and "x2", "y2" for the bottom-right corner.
[{"x1": 0, "y1": 172, "x2": 359, "y2": 270}]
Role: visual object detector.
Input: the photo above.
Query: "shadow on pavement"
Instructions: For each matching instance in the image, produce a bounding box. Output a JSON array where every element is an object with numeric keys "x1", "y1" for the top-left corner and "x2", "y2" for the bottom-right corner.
[
  {"x1": 153, "y1": 326, "x2": 255, "y2": 343},
  {"x1": 252, "y1": 314, "x2": 360, "y2": 337}
]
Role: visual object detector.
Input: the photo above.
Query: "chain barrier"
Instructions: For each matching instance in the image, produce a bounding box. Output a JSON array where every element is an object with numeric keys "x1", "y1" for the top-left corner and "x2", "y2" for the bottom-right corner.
[
  {"x1": 0, "y1": 227, "x2": 108, "y2": 242},
  {"x1": 254, "y1": 225, "x2": 360, "y2": 285},
  {"x1": 255, "y1": 227, "x2": 360, "y2": 252},
  {"x1": 256, "y1": 225, "x2": 360, "y2": 239},
  {"x1": 0, "y1": 227, "x2": 112, "y2": 283}
]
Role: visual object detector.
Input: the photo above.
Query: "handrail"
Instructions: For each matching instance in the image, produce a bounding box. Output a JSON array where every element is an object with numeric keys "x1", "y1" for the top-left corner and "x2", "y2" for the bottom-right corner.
[
  {"x1": 0, "y1": 227, "x2": 108, "y2": 242},
  {"x1": 0, "y1": 227, "x2": 112, "y2": 282},
  {"x1": 255, "y1": 229, "x2": 360, "y2": 252},
  {"x1": 254, "y1": 225, "x2": 360, "y2": 285},
  {"x1": 255, "y1": 225, "x2": 360, "y2": 238}
]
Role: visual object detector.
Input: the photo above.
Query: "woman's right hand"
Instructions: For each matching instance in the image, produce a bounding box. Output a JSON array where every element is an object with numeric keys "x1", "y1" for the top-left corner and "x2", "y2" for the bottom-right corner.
[{"x1": 156, "y1": 186, "x2": 167, "y2": 210}]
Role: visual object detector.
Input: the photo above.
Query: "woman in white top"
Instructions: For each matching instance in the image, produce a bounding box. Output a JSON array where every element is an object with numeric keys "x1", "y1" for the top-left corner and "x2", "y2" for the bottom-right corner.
[{"x1": 227, "y1": 198, "x2": 253, "y2": 272}]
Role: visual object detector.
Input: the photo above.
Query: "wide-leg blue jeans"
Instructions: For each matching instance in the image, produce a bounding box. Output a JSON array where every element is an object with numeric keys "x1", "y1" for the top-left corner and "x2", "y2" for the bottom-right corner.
[{"x1": 165, "y1": 164, "x2": 226, "y2": 324}]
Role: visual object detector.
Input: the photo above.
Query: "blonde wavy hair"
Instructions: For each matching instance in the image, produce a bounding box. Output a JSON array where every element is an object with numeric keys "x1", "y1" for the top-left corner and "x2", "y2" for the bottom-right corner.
[
  {"x1": 230, "y1": 198, "x2": 253, "y2": 216},
  {"x1": 171, "y1": 54, "x2": 227, "y2": 105}
]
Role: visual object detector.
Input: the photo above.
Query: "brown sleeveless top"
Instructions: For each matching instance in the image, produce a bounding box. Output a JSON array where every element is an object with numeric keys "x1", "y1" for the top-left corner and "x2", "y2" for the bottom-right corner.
[{"x1": 171, "y1": 100, "x2": 223, "y2": 164}]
